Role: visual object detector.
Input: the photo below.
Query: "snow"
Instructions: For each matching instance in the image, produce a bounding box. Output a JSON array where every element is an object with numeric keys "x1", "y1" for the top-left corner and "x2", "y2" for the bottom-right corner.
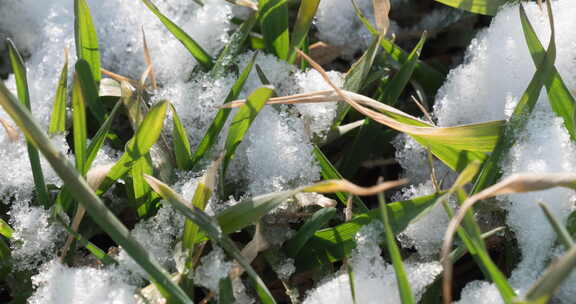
[
  {"x1": 116, "y1": 205, "x2": 185, "y2": 282},
  {"x1": 315, "y1": 0, "x2": 375, "y2": 58},
  {"x1": 230, "y1": 106, "x2": 320, "y2": 195},
  {"x1": 395, "y1": 181, "x2": 449, "y2": 258},
  {"x1": 193, "y1": 246, "x2": 233, "y2": 295},
  {"x1": 28, "y1": 260, "x2": 136, "y2": 304},
  {"x1": 303, "y1": 221, "x2": 441, "y2": 304},
  {"x1": 455, "y1": 281, "x2": 503, "y2": 304},
  {"x1": 292, "y1": 70, "x2": 344, "y2": 140},
  {"x1": 8, "y1": 201, "x2": 65, "y2": 271}
]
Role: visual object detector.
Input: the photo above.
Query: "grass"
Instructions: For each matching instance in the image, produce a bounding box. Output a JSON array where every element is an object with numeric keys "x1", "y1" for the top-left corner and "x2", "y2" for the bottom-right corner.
[{"x1": 1, "y1": 0, "x2": 576, "y2": 303}]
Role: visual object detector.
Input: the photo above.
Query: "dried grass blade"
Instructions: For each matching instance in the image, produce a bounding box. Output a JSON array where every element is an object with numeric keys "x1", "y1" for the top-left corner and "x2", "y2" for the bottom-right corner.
[
  {"x1": 372, "y1": 0, "x2": 391, "y2": 36},
  {"x1": 141, "y1": 28, "x2": 157, "y2": 90},
  {"x1": 0, "y1": 117, "x2": 18, "y2": 141},
  {"x1": 303, "y1": 178, "x2": 406, "y2": 196}
]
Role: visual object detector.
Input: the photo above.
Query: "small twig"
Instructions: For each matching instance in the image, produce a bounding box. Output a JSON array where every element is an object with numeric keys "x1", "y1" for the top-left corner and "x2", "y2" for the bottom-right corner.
[{"x1": 410, "y1": 95, "x2": 434, "y2": 125}]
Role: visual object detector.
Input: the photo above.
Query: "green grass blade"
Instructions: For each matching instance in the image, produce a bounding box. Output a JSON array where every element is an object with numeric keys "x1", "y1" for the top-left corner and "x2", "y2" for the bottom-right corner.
[
  {"x1": 191, "y1": 53, "x2": 257, "y2": 168},
  {"x1": 0, "y1": 218, "x2": 13, "y2": 239},
  {"x1": 218, "y1": 277, "x2": 235, "y2": 304},
  {"x1": 183, "y1": 157, "x2": 220, "y2": 250},
  {"x1": 170, "y1": 104, "x2": 193, "y2": 170},
  {"x1": 379, "y1": 191, "x2": 415, "y2": 304},
  {"x1": 441, "y1": 199, "x2": 516, "y2": 303},
  {"x1": 97, "y1": 100, "x2": 170, "y2": 196},
  {"x1": 294, "y1": 193, "x2": 442, "y2": 270},
  {"x1": 86, "y1": 100, "x2": 122, "y2": 168},
  {"x1": 255, "y1": 64, "x2": 271, "y2": 85},
  {"x1": 141, "y1": 0, "x2": 214, "y2": 71},
  {"x1": 259, "y1": 0, "x2": 290, "y2": 60},
  {"x1": 76, "y1": 59, "x2": 107, "y2": 124},
  {"x1": 472, "y1": 3, "x2": 556, "y2": 194},
  {"x1": 223, "y1": 86, "x2": 274, "y2": 172},
  {"x1": 312, "y1": 145, "x2": 368, "y2": 212},
  {"x1": 71, "y1": 74, "x2": 87, "y2": 175},
  {"x1": 74, "y1": 0, "x2": 101, "y2": 83},
  {"x1": 435, "y1": 0, "x2": 508, "y2": 16},
  {"x1": 284, "y1": 207, "x2": 336, "y2": 257},
  {"x1": 52, "y1": 101, "x2": 123, "y2": 214},
  {"x1": 333, "y1": 36, "x2": 381, "y2": 126},
  {"x1": 211, "y1": 13, "x2": 258, "y2": 77},
  {"x1": 344, "y1": 36, "x2": 382, "y2": 93},
  {"x1": 131, "y1": 155, "x2": 155, "y2": 215},
  {"x1": 381, "y1": 32, "x2": 426, "y2": 105},
  {"x1": 288, "y1": 0, "x2": 320, "y2": 63},
  {"x1": 523, "y1": 244, "x2": 576, "y2": 303},
  {"x1": 182, "y1": 158, "x2": 222, "y2": 280},
  {"x1": 520, "y1": 1, "x2": 576, "y2": 142},
  {"x1": 0, "y1": 238, "x2": 10, "y2": 264},
  {"x1": 48, "y1": 50, "x2": 69, "y2": 135},
  {"x1": 216, "y1": 190, "x2": 299, "y2": 235},
  {"x1": 6, "y1": 39, "x2": 50, "y2": 208},
  {"x1": 0, "y1": 81, "x2": 193, "y2": 304},
  {"x1": 538, "y1": 202, "x2": 574, "y2": 250},
  {"x1": 145, "y1": 175, "x2": 278, "y2": 304}
]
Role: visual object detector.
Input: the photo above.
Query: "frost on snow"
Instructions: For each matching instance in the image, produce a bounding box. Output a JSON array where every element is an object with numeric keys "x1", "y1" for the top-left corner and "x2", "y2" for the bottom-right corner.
[{"x1": 303, "y1": 222, "x2": 441, "y2": 304}]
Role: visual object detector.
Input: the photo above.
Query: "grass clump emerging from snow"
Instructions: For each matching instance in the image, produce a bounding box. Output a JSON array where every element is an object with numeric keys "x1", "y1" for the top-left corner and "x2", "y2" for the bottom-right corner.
[{"x1": 1, "y1": 0, "x2": 576, "y2": 304}]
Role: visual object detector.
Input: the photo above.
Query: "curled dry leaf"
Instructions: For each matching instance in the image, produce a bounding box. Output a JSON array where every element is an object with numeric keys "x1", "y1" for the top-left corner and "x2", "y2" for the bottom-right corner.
[
  {"x1": 373, "y1": 0, "x2": 391, "y2": 36},
  {"x1": 0, "y1": 117, "x2": 19, "y2": 141},
  {"x1": 440, "y1": 173, "x2": 576, "y2": 303}
]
